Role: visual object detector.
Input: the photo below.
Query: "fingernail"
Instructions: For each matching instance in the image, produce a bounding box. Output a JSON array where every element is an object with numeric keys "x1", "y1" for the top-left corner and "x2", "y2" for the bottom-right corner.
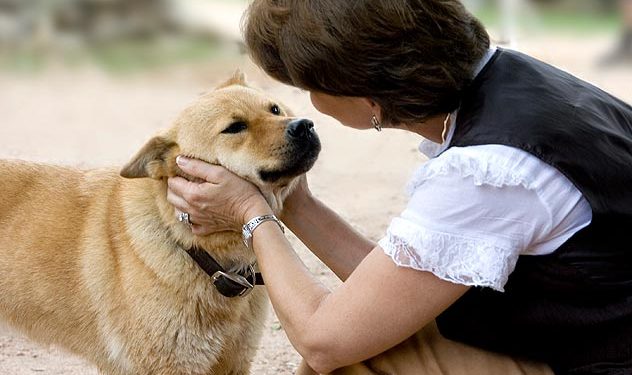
[{"x1": 176, "y1": 155, "x2": 188, "y2": 166}]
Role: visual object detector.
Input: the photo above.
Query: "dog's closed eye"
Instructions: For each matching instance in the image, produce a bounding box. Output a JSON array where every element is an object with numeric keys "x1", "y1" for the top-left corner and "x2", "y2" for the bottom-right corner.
[{"x1": 221, "y1": 121, "x2": 248, "y2": 134}]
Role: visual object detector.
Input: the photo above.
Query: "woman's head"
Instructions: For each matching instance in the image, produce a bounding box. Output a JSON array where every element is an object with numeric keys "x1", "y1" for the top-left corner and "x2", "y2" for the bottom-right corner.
[{"x1": 243, "y1": 0, "x2": 489, "y2": 126}]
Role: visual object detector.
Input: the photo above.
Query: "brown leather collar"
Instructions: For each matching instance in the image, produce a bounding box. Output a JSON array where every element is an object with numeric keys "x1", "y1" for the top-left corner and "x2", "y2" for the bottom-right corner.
[{"x1": 185, "y1": 246, "x2": 264, "y2": 298}]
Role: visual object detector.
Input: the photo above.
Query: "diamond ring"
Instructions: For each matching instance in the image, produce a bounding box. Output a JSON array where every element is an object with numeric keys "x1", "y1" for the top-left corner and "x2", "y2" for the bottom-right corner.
[{"x1": 178, "y1": 212, "x2": 193, "y2": 226}]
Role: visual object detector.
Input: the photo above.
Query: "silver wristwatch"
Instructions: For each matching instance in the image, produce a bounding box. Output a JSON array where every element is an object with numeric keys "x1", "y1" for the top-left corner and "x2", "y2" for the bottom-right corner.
[{"x1": 242, "y1": 214, "x2": 284, "y2": 249}]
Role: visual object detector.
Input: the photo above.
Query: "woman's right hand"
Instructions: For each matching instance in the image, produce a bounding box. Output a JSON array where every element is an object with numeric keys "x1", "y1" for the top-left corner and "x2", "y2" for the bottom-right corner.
[{"x1": 167, "y1": 156, "x2": 272, "y2": 236}]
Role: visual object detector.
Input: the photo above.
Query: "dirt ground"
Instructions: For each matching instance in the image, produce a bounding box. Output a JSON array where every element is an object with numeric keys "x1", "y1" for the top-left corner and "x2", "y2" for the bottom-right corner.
[{"x1": 0, "y1": 29, "x2": 631, "y2": 375}]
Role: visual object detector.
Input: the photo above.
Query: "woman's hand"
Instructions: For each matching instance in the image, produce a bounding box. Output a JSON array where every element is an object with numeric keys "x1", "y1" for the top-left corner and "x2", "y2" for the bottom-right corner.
[
  {"x1": 279, "y1": 174, "x2": 313, "y2": 222},
  {"x1": 167, "y1": 156, "x2": 272, "y2": 236}
]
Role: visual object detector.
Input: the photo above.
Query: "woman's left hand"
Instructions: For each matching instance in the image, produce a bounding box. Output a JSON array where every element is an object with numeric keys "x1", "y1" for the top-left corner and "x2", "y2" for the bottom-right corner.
[{"x1": 167, "y1": 156, "x2": 272, "y2": 236}]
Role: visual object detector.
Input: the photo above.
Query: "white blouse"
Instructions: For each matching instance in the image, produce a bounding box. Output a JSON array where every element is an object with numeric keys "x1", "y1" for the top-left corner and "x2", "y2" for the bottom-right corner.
[{"x1": 378, "y1": 54, "x2": 593, "y2": 291}]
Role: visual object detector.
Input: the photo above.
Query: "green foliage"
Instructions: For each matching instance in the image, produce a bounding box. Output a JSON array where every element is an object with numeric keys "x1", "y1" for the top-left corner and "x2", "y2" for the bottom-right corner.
[
  {"x1": 0, "y1": 35, "x2": 223, "y2": 74},
  {"x1": 87, "y1": 36, "x2": 221, "y2": 73}
]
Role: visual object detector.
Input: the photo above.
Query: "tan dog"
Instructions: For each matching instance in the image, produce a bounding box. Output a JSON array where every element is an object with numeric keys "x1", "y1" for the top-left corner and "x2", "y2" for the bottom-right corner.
[{"x1": 0, "y1": 71, "x2": 321, "y2": 375}]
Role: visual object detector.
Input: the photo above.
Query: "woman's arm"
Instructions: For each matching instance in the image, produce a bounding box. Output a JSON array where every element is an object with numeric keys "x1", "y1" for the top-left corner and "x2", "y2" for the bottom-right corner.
[
  {"x1": 168, "y1": 159, "x2": 469, "y2": 374},
  {"x1": 246, "y1": 204, "x2": 469, "y2": 373},
  {"x1": 280, "y1": 179, "x2": 375, "y2": 280}
]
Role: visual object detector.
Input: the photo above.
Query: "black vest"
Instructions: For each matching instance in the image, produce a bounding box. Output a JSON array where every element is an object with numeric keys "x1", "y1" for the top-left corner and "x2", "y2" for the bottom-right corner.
[{"x1": 435, "y1": 49, "x2": 632, "y2": 375}]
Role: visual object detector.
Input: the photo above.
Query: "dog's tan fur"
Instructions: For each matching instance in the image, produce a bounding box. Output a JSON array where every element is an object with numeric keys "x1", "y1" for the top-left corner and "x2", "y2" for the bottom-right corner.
[{"x1": 0, "y1": 72, "x2": 316, "y2": 374}]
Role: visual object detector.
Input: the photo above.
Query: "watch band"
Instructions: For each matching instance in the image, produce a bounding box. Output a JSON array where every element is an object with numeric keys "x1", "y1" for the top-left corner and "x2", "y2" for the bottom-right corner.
[{"x1": 242, "y1": 214, "x2": 284, "y2": 248}]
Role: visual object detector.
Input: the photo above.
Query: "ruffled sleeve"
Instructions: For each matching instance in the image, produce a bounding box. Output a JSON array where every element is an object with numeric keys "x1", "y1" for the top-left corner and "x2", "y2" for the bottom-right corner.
[
  {"x1": 379, "y1": 145, "x2": 560, "y2": 292},
  {"x1": 379, "y1": 218, "x2": 520, "y2": 291}
]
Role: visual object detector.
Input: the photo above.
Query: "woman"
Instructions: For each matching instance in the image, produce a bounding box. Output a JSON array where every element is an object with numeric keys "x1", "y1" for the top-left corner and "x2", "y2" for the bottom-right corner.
[{"x1": 167, "y1": 1, "x2": 632, "y2": 374}]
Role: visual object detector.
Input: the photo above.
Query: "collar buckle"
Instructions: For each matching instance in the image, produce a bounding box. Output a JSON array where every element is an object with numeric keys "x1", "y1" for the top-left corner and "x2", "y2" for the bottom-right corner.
[{"x1": 211, "y1": 264, "x2": 256, "y2": 298}]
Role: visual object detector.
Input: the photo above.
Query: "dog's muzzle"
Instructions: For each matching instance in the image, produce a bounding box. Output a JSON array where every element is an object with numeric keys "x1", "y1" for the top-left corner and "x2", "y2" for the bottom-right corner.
[
  {"x1": 258, "y1": 118, "x2": 321, "y2": 183},
  {"x1": 286, "y1": 118, "x2": 315, "y2": 140}
]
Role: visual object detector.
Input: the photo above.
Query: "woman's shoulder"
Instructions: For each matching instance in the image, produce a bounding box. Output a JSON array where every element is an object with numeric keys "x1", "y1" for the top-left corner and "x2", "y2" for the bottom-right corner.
[
  {"x1": 380, "y1": 143, "x2": 592, "y2": 290},
  {"x1": 403, "y1": 143, "x2": 592, "y2": 257},
  {"x1": 408, "y1": 144, "x2": 568, "y2": 196}
]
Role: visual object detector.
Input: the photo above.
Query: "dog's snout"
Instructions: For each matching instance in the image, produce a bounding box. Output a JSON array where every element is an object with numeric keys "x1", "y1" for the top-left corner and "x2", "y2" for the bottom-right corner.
[{"x1": 286, "y1": 119, "x2": 314, "y2": 139}]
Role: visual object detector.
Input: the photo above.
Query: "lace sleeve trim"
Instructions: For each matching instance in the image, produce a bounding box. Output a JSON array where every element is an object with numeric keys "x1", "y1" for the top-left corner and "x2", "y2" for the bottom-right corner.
[
  {"x1": 379, "y1": 218, "x2": 521, "y2": 292},
  {"x1": 407, "y1": 148, "x2": 536, "y2": 196}
]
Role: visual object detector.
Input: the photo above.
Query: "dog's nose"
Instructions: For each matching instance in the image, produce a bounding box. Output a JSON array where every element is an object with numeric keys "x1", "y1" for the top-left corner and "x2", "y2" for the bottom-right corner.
[{"x1": 286, "y1": 119, "x2": 314, "y2": 139}]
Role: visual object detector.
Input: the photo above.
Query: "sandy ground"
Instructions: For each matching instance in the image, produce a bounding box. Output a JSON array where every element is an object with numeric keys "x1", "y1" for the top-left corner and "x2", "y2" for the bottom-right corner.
[{"x1": 1, "y1": 19, "x2": 631, "y2": 375}]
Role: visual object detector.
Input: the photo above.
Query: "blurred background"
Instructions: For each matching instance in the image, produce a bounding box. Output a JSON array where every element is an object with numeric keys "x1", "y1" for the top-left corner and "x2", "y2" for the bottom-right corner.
[
  {"x1": 0, "y1": 1, "x2": 631, "y2": 374},
  {"x1": 0, "y1": 0, "x2": 630, "y2": 74}
]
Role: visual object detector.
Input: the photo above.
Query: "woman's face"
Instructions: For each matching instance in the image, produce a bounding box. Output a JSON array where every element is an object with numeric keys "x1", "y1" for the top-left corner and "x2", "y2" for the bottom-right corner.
[{"x1": 309, "y1": 92, "x2": 379, "y2": 130}]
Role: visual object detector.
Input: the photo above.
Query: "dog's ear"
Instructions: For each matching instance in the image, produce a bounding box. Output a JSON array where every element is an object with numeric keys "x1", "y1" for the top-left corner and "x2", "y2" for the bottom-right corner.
[
  {"x1": 120, "y1": 136, "x2": 180, "y2": 179},
  {"x1": 215, "y1": 69, "x2": 248, "y2": 89}
]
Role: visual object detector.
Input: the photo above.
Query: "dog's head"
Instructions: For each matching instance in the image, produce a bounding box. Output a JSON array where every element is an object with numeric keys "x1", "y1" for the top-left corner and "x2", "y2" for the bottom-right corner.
[{"x1": 120, "y1": 71, "x2": 321, "y2": 212}]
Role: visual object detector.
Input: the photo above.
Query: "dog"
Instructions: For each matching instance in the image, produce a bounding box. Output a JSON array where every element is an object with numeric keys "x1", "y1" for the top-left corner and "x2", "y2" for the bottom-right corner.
[{"x1": 0, "y1": 71, "x2": 321, "y2": 374}]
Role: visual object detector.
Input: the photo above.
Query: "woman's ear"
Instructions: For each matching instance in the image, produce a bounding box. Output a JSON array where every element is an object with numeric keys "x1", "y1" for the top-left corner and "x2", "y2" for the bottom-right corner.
[
  {"x1": 362, "y1": 98, "x2": 382, "y2": 120},
  {"x1": 120, "y1": 136, "x2": 181, "y2": 179}
]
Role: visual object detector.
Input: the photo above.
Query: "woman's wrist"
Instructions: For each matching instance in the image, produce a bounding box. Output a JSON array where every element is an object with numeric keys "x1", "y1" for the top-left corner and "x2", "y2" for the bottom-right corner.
[
  {"x1": 281, "y1": 186, "x2": 315, "y2": 222},
  {"x1": 241, "y1": 196, "x2": 274, "y2": 226}
]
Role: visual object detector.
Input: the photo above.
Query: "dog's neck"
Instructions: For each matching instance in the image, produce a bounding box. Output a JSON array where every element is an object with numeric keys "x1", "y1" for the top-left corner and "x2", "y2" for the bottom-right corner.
[{"x1": 259, "y1": 186, "x2": 289, "y2": 215}]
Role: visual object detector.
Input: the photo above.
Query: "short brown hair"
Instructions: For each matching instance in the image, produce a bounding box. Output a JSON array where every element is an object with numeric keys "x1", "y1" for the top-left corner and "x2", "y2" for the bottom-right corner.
[{"x1": 243, "y1": 0, "x2": 490, "y2": 125}]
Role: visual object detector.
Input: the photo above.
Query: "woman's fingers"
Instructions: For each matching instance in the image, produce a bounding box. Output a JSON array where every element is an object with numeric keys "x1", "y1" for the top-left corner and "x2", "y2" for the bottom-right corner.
[
  {"x1": 167, "y1": 176, "x2": 202, "y2": 203},
  {"x1": 167, "y1": 156, "x2": 272, "y2": 234},
  {"x1": 169, "y1": 179, "x2": 241, "y2": 233},
  {"x1": 191, "y1": 225, "x2": 213, "y2": 237},
  {"x1": 168, "y1": 182, "x2": 207, "y2": 227},
  {"x1": 167, "y1": 184, "x2": 192, "y2": 212},
  {"x1": 176, "y1": 156, "x2": 227, "y2": 183}
]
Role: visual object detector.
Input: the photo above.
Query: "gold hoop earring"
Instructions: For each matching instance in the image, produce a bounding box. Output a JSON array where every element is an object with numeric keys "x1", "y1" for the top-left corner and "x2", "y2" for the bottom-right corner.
[
  {"x1": 441, "y1": 112, "x2": 451, "y2": 144},
  {"x1": 371, "y1": 115, "x2": 382, "y2": 132}
]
